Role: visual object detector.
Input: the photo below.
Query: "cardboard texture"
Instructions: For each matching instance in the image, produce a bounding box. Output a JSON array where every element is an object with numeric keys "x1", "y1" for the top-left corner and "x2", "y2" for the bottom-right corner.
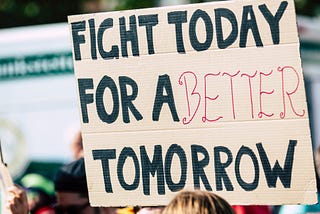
[{"x1": 68, "y1": 0, "x2": 317, "y2": 206}]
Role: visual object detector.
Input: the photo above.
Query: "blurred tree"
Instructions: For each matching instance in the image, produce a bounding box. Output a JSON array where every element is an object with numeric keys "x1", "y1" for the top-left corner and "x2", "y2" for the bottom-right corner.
[
  {"x1": 0, "y1": 0, "x2": 319, "y2": 29},
  {"x1": 192, "y1": 0, "x2": 320, "y2": 17},
  {"x1": 295, "y1": 0, "x2": 320, "y2": 16},
  {"x1": 115, "y1": 0, "x2": 158, "y2": 10},
  {"x1": 0, "y1": 0, "x2": 82, "y2": 28}
]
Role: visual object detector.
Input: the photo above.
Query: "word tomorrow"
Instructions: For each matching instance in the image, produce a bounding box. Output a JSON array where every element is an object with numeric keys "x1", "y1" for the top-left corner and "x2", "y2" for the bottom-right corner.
[{"x1": 93, "y1": 140, "x2": 297, "y2": 195}]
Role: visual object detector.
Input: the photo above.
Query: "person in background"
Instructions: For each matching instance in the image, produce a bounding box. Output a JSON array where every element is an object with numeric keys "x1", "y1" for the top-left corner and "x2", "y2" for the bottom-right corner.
[
  {"x1": 20, "y1": 173, "x2": 55, "y2": 214},
  {"x1": 5, "y1": 158, "x2": 131, "y2": 214},
  {"x1": 54, "y1": 157, "x2": 131, "y2": 214},
  {"x1": 136, "y1": 206, "x2": 164, "y2": 214},
  {"x1": 68, "y1": 132, "x2": 136, "y2": 214},
  {"x1": 71, "y1": 131, "x2": 84, "y2": 159},
  {"x1": 161, "y1": 189, "x2": 234, "y2": 214}
]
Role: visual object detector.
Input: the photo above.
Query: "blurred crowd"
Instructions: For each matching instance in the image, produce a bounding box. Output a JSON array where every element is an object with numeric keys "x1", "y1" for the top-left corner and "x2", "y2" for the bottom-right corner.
[
  {"x1": 3, "y1": 131, "x2": 320, "y2": 214},
  {"x1": 3, "y1": 132, "x2": 320, "y2": 214}
]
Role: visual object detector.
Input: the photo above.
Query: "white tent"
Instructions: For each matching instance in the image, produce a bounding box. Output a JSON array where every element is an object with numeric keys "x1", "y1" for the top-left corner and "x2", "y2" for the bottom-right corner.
[{"x1": 0, "y1": 23, "x2": 79, "y2": 178}]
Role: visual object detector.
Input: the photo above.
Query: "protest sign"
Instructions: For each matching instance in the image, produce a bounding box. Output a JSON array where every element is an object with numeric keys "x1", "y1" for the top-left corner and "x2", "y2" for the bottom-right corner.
[{"x1": 68, "y1": 0, "x2": 317, "y2": 206}]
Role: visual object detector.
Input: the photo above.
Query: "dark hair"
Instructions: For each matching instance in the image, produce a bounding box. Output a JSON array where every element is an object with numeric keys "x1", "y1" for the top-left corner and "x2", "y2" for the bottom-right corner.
[{"x1": 54, "y1": 158, "x2": 88, "y2": 195}]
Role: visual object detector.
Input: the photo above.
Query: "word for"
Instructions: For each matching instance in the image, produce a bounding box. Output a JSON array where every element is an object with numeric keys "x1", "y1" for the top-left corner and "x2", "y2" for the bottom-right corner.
[
  {"x1": 70, "y1": 1, "x2": 288, "y2": 60},
  {"x1": 92, "y1": 140, "x2": 297, "y2": 195}
]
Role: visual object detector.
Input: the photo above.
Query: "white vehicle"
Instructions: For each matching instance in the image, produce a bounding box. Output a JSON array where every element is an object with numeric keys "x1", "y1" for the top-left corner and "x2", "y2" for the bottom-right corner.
[
  {"x1": 298, "y1": 16, "x2": 320, "y2": 149},
  {"x1": 0, "y1": 23, "x2": 79, "y2": 178}
]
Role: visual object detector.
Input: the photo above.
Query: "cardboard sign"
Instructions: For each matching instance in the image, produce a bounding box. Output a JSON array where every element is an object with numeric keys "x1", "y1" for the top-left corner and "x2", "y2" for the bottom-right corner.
[{"x1": 68, "y1": 0, "x2": 317, "y2": 206}]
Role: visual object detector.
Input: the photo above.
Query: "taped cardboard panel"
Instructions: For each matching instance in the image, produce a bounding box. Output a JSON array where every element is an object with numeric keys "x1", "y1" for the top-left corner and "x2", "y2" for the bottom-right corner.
[
  {"x1": 82, "y1": 119, "x2": 315, "y2": 206},
  {"x1": 74, "y1": 43, "x2": 307, "y2": 133}
]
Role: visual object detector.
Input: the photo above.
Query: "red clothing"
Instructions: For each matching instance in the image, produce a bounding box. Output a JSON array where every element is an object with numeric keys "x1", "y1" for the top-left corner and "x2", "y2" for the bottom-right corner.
[
  {"x1": 35, "y1": 206, "x2": 55, "y2": 214},
  {"x1": 232, "y1": 205, "x2": 271, "y2": 214}
]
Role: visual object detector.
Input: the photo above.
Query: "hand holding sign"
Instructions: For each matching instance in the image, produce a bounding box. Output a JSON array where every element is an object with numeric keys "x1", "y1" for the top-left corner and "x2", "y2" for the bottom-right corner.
[
  {"x1": 0, "y1": 140, "x2": 17, "y2": 214},
  {"x1": 5, "y1": 185, "x2": 28, "y2": 214},
  {"x1": 0, "y1": 140, "x2": 13, "y2": 187}
]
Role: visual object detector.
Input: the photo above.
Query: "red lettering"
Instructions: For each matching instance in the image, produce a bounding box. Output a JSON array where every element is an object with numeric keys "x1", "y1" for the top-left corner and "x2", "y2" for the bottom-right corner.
[
  {"x1": 241, "y1": 71, "x2": 258, "y2": 119},
  {"x1": 178, "y1": 71, "x2": 201, "y2": 125},
  {"x1": 258, "y1": 70, "x2": 274, "y2": 118},
  {"x1": 278, "y1": 66, "x2": 305, "y2": 118},
  {"x1": 177, "y1": 65, "x2": 306, "y2": 125},
  {"x1": 222, "y1": 70, "x2": 241, "y2": 119},
  {"x1": 203, "y1": 72, "x2": 223, "y2": 122}
]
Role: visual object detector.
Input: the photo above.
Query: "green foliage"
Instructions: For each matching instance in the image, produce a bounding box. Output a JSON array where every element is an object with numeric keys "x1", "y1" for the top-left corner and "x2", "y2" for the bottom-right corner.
[
  {"x1": 0, "y1": 0, "x2": 319, "y2": 29},
  {"x1": 115, "y1": 0, "x2": 158, "y2": 10},
  {"x1": 0, "y1": 0, "x2": 82, "y2": 28}
]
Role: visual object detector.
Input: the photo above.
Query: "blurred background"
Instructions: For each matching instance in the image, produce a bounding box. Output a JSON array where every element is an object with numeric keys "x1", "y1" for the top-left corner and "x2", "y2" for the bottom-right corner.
[
  {"x1": 1, "y1": 0, "x2": 320, "y2": 28},
  {"x1": 0, "y1": 0, "x2": 319, "y2": 184},
  {"x1": 1, "y1": 0, "x2": 320, "y2": 29}
]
